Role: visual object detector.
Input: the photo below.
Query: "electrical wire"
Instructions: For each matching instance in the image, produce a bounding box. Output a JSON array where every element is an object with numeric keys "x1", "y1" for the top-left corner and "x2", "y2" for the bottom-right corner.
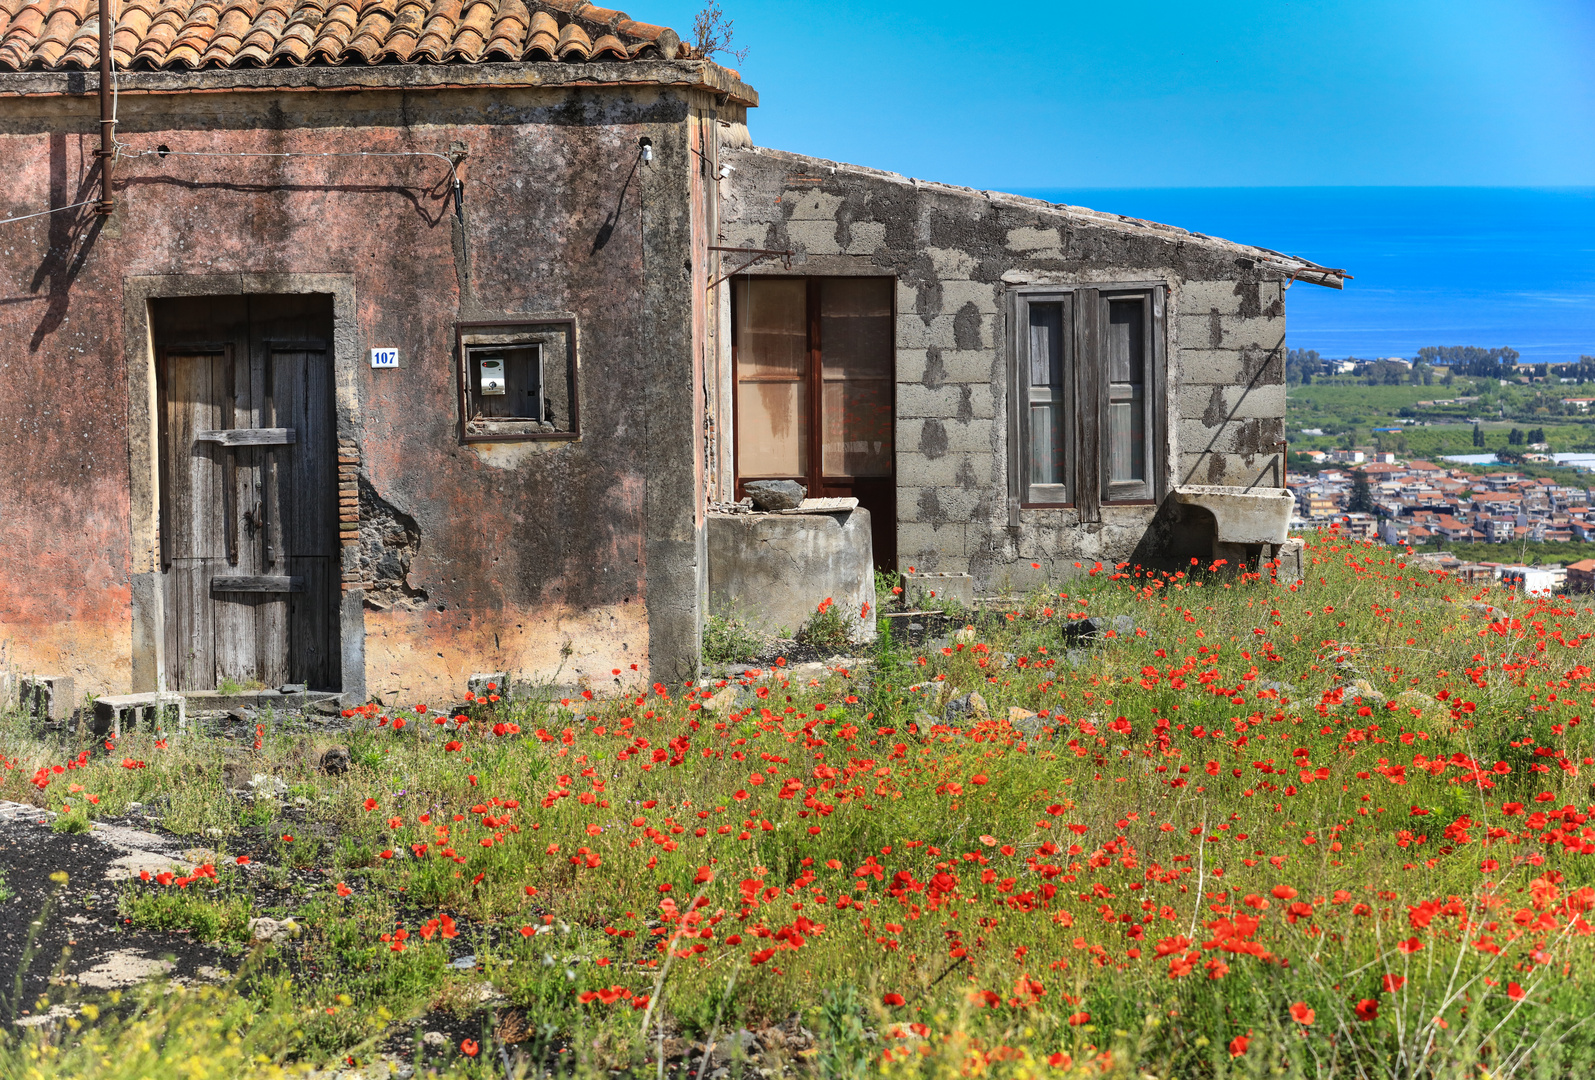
[{"x1": 0, "y1": 200, "x2": 98, "y2": 226}]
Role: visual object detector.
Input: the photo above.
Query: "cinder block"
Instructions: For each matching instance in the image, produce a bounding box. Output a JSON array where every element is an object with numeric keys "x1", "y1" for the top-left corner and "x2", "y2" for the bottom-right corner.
[
  {"x1": 1179, "y1": 279, "x2": 1245, "y2": 316},
  {"x1": 904, "y1": 571, "x2": 975, "y2": 608},
  {"x1": 20, "y1": 674, "x2": 74, "y2": 722},
  {"x1": 845, "y1": 220, "x2": 886, "y2": 254},
  {"x1": 896, "y1": 349, "x2": 933, "y2": 383},
  {"x1": 1177, "y1": 417, "x2": 1285, "y2": 457},
  {"x1": 1176, "y1": 383, "x2": 1287, "y2": 424},
  {"x1": 926, "y1": 245, "x2": 979, "y2": 279},
  {"x1": 896, "y1": 384, "x2": 966, "y2": 419},
  {"x1": 896, "y1": 450, "x2": 997, "y2": 488},
  {"x1": 938, "y1": 280, "x2": 1000, "y2": 316},
  {"x1": 1006, "y1": 226, "x2": 1063, "y2": 254},
  {"x1": 897, "y1": 523, "x2": 967, "y2": 564},
  {"x1": 785, "y1": 218, "x2": 842, "y2": 256},
  {"x1": 939, "y1": 349, "x2": 997, "y2": 384},
  {"x1": 1175, "y1": 348, "x2": 1248, "y2": 386},
  {"x1": 1178, "y1": 451, "x2": 1280, "y2": 489},
  {"x1": 942, "y1": 419, "x2": 995, "y2": 453}
]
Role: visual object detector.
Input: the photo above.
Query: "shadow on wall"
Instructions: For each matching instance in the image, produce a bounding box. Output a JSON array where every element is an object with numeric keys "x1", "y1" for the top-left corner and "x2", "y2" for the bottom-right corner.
[{"x1": 1129, "y1": 498, "x2": 1219, "y2": 571}]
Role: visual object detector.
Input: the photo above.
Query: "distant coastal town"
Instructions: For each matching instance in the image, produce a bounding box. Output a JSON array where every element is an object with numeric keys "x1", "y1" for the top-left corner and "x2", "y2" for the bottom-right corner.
[{"x1": 1284, "y1": 347, "x2": 1595, "y2": 594}]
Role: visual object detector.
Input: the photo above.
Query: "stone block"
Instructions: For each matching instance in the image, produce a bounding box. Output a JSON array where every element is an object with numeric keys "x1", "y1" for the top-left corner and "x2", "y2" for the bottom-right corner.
[
  {"x1": 896, "y1": 349, "x2": 933, "y2": 383},
  {"x1": 904, "y1": 571, "x2": 975, "y2": 609},
  {"x1": 926, "y1": 246, "x2": 979, "y2": 279},
  {"x1": 20, "y1": 675, "x2": 74, "y2": 722}
]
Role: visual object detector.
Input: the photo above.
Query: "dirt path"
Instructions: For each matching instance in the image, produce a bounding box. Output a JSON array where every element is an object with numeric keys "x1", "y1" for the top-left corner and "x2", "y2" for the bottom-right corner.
[{"x1": 0, "y1": 801, "x2": 233, "y2": 1023}]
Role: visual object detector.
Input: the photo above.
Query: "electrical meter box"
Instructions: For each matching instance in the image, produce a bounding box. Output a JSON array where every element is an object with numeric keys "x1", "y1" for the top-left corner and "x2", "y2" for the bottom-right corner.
[{"x1": 478, "y1": 355, "x2": 506, "y2": 395}]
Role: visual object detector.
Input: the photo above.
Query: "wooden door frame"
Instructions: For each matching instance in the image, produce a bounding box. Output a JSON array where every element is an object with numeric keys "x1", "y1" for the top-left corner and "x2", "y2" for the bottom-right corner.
[
  {"x1": 124, "y1": 274, "x2": 365, "y2": 702},
  {"x1": 728, "y1": 274, "x2": 898, "y2": 568}
]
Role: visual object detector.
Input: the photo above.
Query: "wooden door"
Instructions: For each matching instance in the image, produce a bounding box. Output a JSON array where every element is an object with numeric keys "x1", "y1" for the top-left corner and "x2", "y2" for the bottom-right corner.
[
  {"x1": 156, "y1": 296, "x2": 339, "y2": 690},
  {"x1": 732, "y1": 276, "x2": 897, "y2": 570}
]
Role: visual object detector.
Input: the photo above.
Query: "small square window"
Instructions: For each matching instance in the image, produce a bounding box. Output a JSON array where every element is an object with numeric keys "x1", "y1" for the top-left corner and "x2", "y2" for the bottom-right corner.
[{"x1": 457, "y1": 320, "x2": 577, "y2": 442}]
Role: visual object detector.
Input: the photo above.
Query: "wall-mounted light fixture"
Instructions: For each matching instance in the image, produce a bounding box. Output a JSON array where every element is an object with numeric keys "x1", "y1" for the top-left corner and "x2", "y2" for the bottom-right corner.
[
  {"x1": 639, "y1": 136, "x2": 653, "y2": 165},
  {"x1": 716, "y1": 163, "x2": 734, "y2": 180}
]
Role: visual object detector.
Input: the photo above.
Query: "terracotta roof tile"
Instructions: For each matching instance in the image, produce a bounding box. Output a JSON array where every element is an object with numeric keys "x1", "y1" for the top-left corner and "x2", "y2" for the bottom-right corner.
[{"x1": 0, "y1": 0, "x2": 682, "y2": 68}]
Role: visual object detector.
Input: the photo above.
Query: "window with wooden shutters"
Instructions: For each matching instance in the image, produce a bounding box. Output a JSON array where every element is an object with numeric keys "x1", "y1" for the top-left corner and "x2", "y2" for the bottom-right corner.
[{"x1": 1009, "y1": 285, "x2": 1165, "y2": 513}]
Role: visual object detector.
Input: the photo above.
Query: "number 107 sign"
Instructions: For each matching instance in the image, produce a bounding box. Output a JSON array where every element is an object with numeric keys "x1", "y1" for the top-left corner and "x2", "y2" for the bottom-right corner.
[{"x1": 370, "y1": 348, "x2": 399, "y2": 369}]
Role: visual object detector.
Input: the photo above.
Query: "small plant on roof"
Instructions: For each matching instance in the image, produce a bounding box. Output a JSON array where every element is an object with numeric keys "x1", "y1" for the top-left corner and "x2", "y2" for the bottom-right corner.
[{"x1": 691, "y1": 3, "x2": 748, "y2": 65}]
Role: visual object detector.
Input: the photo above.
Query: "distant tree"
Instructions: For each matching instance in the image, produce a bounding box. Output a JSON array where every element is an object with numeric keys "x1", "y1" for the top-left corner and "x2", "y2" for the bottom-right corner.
[
  {"x1": 1285, "y1": 348, "x2": 1322, "y2": 386},
  {"x1": 1528, "y1": 427, "x2": 1546, "y2": 444},
  {"x1": 1472, "y1": 423, "x2": 1485, "y2": 447},
  {"x1": 1508, "y1": 428, "x2": 1525, "y2": 446},
  {"x1": 1347, "y1": 471, "x2": 1376, "y2": 514},
  {"x1": 1442, "y1": 369, "x2": 1455, "y2": 387},
  {"x1": 1416, "y1": 346, "x2": 1521, "y2": 378}
]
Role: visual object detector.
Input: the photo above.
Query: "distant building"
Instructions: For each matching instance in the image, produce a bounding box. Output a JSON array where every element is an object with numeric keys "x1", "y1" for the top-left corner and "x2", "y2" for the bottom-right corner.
[{"x1": 1568, "y1": 559, "x2": 1595, "y2": 594}]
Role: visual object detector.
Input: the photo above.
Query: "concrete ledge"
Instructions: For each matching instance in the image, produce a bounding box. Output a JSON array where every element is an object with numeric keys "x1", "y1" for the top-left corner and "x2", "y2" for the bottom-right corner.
[
  {"x1": 707, "y1": 509, "x2": 876, "y2": 644},
  {"x1": 1172, "y1": 485, "x2": 1294, "y2": 545}
]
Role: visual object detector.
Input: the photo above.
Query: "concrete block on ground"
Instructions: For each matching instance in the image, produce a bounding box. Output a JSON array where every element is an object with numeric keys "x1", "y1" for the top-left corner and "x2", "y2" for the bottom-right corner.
[
  {"x1": 904, "y1": 571, "x2": 975, "y2": 609},
  {"x1": 707, "y1": 508, "x2": 876, "y2": 644},
  {"x1": 20, "y1": 675, "x2": 74, "y2": 722}
]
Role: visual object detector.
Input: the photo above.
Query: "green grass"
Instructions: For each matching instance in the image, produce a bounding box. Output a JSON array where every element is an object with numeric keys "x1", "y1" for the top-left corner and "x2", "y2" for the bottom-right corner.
[{"x1": 4, "y1": 538, "x2": 1595, "y2": 1078}]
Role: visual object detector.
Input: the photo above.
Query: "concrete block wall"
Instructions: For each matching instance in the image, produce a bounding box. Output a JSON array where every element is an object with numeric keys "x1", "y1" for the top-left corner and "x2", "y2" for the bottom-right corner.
[{"x1": 719, "y1": 147, "x2": 1301, "y2": 591}]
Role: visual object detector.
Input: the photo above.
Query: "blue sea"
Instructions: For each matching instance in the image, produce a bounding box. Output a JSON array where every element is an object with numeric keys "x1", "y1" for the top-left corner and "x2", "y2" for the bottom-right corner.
[{"x1": 1018, "y1": 188, "x2": 1595, "y2": 364}]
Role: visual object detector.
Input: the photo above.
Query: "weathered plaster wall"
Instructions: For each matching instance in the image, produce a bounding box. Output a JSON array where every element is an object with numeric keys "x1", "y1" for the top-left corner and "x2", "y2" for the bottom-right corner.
[
  {"x1": 718, "y1": 147, "x2": 1295, "y2": 591},
  {"x1": 0, "y1": 78, "x2": 710, "y2": 699}
]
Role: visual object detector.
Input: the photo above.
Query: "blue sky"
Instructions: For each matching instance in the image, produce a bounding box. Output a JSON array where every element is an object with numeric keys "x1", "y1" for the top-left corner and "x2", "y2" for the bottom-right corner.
[{"x1": 646, "y1": 0, "x2": 1595, "y2": 188}]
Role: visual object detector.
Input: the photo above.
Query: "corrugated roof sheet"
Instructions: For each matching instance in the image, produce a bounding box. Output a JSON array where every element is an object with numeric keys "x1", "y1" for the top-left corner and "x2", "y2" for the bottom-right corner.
[{"x1": 0, "y1": 0, "x2": 689, "y2": 70}]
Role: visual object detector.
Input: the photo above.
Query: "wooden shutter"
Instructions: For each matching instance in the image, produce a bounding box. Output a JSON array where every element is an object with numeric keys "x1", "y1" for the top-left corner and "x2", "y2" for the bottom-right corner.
[
  {"x1": 1074, "y1": 287, "x2": 1101, "y2": 521},
  {"x1": 1102, "y1": 292, "x2": 1155, "y2": 503},
  {"x1": 1015, "y1": 294, "x2": 1071, "y2": 506}
]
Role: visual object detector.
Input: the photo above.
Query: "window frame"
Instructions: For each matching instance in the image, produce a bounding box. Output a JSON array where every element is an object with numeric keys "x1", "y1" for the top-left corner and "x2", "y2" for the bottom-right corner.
[
  {"x1": 455, "y1": 319, "x2": 579, "y2": 444},
  {"x1": 1007, "y1": 284, "x2": 1167, "y2": 519}
]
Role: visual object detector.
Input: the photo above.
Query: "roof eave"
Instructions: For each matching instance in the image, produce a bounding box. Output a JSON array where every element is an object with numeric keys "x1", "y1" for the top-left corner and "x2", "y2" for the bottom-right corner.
[{"x1": 0, "y1": 57, "x2": 759, "y2": 107}]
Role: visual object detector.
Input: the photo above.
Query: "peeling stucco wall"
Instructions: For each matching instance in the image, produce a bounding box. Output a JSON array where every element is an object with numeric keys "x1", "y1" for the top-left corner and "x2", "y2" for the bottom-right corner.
[
  {"x1": 718, "y1": 146, "x2": 1296, "y2": 591},
  {"x1": 0, "y1": 76, "x2": 712, "y2": 699}
]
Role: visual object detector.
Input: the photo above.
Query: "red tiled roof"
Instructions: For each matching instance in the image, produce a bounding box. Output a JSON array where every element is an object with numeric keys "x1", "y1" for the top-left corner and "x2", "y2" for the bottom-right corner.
[{"x1": 0, "y1": 0, "x2": 686, "y2": 71}]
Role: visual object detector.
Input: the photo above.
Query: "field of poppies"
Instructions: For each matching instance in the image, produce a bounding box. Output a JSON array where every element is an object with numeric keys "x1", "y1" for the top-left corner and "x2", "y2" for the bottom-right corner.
[{"x1": 3, "y1": 533, "x2": 1595, "y2": 1079}]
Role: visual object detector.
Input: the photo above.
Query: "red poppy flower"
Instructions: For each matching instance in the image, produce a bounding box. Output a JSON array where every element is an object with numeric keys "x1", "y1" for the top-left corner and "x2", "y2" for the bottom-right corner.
[
  {"x1": 883, "y1": 993, "x2": 906, "y2": 1006},
  {"x1": 1290, "y1": 1002, "x2": 1314, "y2": 1025},
  {"x1": 1355, "y1": 999, "x2": 1379, "y2": 1022},
  {"x1": 1228, "y1": 1034, "x2": 1249, "y2": 1058}
]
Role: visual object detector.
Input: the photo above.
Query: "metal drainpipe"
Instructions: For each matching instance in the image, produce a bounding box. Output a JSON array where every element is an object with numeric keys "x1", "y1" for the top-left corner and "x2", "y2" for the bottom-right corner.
[{"x1": 96, "y1": 0, "x2": 114, "y2": 216}]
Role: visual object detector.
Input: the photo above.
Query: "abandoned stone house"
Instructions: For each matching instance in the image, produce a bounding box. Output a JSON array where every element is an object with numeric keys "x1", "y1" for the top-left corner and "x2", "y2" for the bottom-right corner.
[{"x1": 0, "y1": 0, "x2": 1343, "y2": 705}]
